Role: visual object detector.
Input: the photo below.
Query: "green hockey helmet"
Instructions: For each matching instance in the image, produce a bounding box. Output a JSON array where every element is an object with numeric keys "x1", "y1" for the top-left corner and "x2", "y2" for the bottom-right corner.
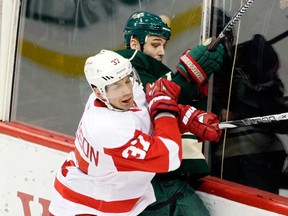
[{"x1": 123, "y1": 11, "x2": 171, "y2": 48}]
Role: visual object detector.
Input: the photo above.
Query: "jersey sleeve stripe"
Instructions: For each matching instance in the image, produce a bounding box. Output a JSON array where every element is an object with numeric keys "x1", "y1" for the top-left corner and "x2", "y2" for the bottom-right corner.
[{"x1": 158, "y1": 136, "x2": 181, "y2": 170}]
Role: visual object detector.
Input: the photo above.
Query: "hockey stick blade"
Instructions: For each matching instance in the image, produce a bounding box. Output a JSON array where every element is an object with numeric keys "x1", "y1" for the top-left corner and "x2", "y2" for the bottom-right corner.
[
  {"x1": 218, "y1": 112, "x2": 288, "y2": 129},
  {"x1": 209, "y1": 0, "x2": 255, "y2": 51}
]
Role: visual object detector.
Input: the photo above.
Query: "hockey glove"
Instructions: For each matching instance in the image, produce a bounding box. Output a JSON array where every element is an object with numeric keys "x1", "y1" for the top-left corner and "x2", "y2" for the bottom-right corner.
[
  {"x1": 176, "y1": 37, "x2": 224, "y2": 85},
  {"x1": 146, "y1": 78, "x2": 180, "y2": 119},
  {"x1": 178, "y1": 104, "x2": 222, "y2": 142}
]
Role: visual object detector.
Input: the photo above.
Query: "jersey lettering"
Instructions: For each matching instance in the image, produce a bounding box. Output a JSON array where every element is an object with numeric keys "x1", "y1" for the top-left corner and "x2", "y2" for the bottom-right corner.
[
  {"x1": 76, "y1": 122, "x2": 99, "y2": 166},
  {"x1": 138, "y1": 135, "x2": 150, "y2": 151},
  {"x1": 122, "y1": 135, "x2": 151, "y2": 159}
]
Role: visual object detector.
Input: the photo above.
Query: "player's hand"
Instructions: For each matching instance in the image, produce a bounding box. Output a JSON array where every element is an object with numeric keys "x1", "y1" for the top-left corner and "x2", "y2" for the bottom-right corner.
[
  {"x1": 146, "y1": 78, "x2": 180, "y2": 118},
  {"x1": 178, "y1": 104, "x2": 222, "y2": 142},
  {"x1": 176, "y1": 37, "x2": 224, "y2": 85}
]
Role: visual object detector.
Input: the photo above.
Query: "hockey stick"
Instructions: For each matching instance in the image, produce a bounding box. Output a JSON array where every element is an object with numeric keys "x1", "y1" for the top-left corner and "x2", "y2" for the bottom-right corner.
[
  {"x1": 216, "y1": 30, "x2": 288, "y2": 130},
  {"x1": 218, "y1": 112, "x2": 288, "y2": 129},
  {"x1": 268, "y1": 30, "x2": 288, "y2": 45},
  {"x1": 209, "y1": 0, "x2": 255, "y2": 51}
]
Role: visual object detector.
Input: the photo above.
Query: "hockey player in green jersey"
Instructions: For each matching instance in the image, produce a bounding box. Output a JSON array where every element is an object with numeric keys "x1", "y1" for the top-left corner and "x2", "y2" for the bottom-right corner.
[{"x1": 114, "y1": 11, "x2": 224, "y2": 216}]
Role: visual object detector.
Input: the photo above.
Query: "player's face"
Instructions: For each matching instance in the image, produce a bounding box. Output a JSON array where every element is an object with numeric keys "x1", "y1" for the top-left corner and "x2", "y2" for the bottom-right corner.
[
  {"x1": 143, "y1": 36, "x2": 167, "y2": 62},
  {"x1": 106, "y1": 75, "x2": 134, "y2": 110}
]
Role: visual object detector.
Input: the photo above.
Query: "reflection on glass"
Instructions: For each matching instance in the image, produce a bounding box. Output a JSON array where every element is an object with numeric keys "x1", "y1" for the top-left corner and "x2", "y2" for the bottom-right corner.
[
  {"x1": 12, "y1": 0, "x2": 203, "y2": 135},
  {"x1": 12, "y1": 0, "x2": 288, "y2": 197},
  {"x1": 210, "y1": 1, "x2": 288, "y2": 196}
]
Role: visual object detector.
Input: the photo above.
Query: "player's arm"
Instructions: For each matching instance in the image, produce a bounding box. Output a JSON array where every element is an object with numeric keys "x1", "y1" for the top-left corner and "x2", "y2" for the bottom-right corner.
[
  {"x1": 104, "y1": 117, "x2": 181, "y2": 173},
  {"x1": 105, "y1": 79, "x2": 182, "y2": 173}
]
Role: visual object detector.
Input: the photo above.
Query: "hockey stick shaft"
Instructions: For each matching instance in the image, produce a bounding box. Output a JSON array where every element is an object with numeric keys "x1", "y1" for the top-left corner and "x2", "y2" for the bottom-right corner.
[
  {"x1": 209, "y1": 0, "x2": 255, "y2": 51},
  {"x1": 218, "y1": 112, "x2": 288, "y2": 129},
  {"x1": 268, "y1": 30, "x2": 288, "y2": 45}
]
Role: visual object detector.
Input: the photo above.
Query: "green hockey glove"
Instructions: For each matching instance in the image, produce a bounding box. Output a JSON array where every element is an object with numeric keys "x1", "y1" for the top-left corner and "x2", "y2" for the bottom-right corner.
[{"x1": 176, "y1": 38, "x2": 224, "y2": 85}]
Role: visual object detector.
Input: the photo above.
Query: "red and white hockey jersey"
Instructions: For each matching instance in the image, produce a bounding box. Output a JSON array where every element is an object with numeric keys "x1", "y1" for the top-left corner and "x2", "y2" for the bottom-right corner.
[{"x1": 49, "y1": 84, "x2": 182, "y2": 216}]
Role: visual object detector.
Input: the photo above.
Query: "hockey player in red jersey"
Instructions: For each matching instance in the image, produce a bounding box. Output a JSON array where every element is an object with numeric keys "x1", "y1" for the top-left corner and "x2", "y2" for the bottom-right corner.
[
  {"x1": 49, "y1": 49, "x2": 221, "y2": 215},
  {"x1": 49, "y1": 49, "x2": 183, "y2": 215}
]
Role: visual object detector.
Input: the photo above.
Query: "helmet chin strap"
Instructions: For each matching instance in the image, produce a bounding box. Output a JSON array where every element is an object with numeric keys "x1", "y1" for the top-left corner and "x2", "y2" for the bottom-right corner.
[
  {"x1": 140, "y1": 36, "x2": 149, "y2": 52},
  {"x1": 129, "y1": 49, "x2": 138, "y2": 60}
]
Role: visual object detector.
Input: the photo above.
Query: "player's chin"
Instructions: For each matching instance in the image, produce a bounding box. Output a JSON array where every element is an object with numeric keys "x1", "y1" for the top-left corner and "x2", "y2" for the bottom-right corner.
[
  {"x1": 120, "y1": 99, "x2": 133, "y2": 110},
  {"x1": 121, "y1": 105, "x2": 133, "y2": 111},
  {"x1": 155, "y1": 56, "x2": 163, "y2": 62}
]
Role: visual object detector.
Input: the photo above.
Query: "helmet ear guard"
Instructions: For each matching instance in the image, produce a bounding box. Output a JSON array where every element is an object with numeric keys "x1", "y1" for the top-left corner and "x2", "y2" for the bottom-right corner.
[{"x1": 123, "y1": 11, "x2": 171, "y2": 48}]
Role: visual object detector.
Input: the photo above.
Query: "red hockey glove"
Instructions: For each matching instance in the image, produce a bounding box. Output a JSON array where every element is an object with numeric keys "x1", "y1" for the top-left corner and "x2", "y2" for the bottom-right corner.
[
  {"x1": 176, "y1": 37, "x2": 224, "y2": 85},
  {"x1": 146, "y1": 78, "x2": 180, "y2": 118},
  {"x1": 178, "y1": 104, "x2": 222, "y2": 142}
]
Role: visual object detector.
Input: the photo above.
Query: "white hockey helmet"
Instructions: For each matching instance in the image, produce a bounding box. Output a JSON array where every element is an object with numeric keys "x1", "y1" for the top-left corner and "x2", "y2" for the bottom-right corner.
[{"x1": 84, "y1": 49, "x2": 134, "y2": 95}]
